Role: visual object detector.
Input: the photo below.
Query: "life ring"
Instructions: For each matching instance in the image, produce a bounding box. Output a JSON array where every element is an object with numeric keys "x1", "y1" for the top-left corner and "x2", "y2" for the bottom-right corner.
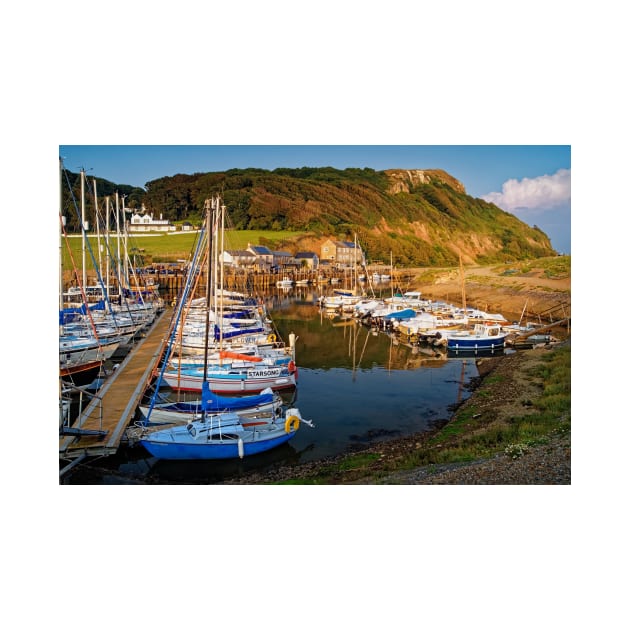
[
  {"x1": 171, "y1": 299, "x2": 177, "y2": 307},
  {"x1": 268, "y1": 333, "x2": 277, "y2": 343},
  {"x1": 288, "y1": 360, "x2": 296, "y2": 373},
  {"x1": 284, "y1": 415, "x2": 300, "y2": 433}
]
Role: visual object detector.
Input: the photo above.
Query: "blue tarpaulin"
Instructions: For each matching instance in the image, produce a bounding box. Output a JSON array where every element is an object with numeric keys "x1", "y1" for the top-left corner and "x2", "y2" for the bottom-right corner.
[
  {"x1": 59, "y1": 300, "x2": 106, "y2": 325},
  {"x1": 383, "y1": 308, "x2": 417, "y2": 320},
  {"x1": 213, "y1": 325, "x2": 265, "y2": 341}
]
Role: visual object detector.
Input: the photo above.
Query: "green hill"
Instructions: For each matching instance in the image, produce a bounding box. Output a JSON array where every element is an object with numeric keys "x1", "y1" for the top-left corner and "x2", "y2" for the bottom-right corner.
[{"x1": 61, "y1": 166, "x2": 555, "y2": 266}]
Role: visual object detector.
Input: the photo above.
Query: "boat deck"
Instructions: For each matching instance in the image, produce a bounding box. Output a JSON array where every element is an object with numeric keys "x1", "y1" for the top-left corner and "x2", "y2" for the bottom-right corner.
[{"x1": 59, "y1": 308, "x2": 173, "y2": 460}]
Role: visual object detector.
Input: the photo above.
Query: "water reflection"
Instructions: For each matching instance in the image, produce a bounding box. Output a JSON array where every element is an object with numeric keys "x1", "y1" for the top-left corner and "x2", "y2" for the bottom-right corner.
[{"x1": 260, "y1": 291, "x2": 479, "y2": 461}]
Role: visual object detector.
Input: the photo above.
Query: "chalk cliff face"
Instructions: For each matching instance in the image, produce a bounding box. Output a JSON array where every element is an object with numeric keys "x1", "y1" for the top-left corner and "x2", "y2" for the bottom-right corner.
[{"x1": 385, "y1": 169, "x2": 466, "y2": 195}]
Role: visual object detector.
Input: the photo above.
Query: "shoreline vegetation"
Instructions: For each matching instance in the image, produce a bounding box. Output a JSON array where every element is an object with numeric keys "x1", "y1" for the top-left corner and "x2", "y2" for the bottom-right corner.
[{"x1": 220, "y1": 342, "x2": 570, "y2": 485}]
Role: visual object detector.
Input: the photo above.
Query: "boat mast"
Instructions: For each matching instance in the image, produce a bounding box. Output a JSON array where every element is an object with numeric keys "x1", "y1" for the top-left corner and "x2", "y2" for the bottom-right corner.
[
  {"x1": 459, "y1": 253, "x2": 467, "y2": 314},
  {"x1": 353, "y1": 232, "x2": 357, "y2": 294},
  {"x1": 115, "y1": 192, "x2": 121, "y2": 293},
  {"x1": 94, "y1": 178, "x2": 102, "y2": 283},
  {"x1": 202, "y1": 198, "x2": 214, "y2": 415},
  {"x1": 59, "y1": 158, "x2": 64, "y2": 314},
  {"x1": 213, "y1": 196, "x2": 219, "y2": 330},
  {"x1": 122, "y1": 194, "x2": 129, "y2": 288},
  {"x1": 390, "y1": 250, "x2": 394, "y2": 299},
  {"x1": 219, "y1": 199, "x2": 225, "y2": 352},
  {"x1": 518, "y1": 299, "x2": 528, "y2": 327},
  {"x1": 105, "y1": 196, "x2": 111, "y2": 300},
  {"x1": 81, "y1": 168, "x2": 87, "y2": 289}
]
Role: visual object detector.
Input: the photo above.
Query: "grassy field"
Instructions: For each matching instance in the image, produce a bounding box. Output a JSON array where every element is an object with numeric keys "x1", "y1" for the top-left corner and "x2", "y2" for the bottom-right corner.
[{"x1": 60, "y1": 229, "x2": 308, "y2": 270}]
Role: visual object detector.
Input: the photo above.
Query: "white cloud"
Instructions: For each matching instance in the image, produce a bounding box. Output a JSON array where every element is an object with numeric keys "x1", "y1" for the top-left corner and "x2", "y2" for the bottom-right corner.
[{"x1": 482, "y1": 168, "x2": 571, "y2": 211}]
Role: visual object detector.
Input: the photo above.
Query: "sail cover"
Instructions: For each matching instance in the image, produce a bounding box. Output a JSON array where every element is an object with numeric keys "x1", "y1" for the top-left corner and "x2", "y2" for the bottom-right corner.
[{"x1": 201, "y1": 380, "x2": 274, "y2": 412}]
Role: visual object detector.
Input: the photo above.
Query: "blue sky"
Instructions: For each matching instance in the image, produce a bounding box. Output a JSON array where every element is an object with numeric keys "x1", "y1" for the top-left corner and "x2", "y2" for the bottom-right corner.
[{"x1": 59, "y1": 145, "x2": 571, "y2": 253}]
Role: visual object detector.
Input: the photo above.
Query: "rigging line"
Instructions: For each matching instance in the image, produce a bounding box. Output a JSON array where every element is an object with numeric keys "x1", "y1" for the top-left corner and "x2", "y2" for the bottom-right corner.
[
  {"x1": 82, "y1": 221, "x2": 132, "y2": 327},
  {"x1": 60, "y1": 214, "x2": 103, "y2": 346},
  {"x1": 170, "y1": 243, "x2": 209, "y2": 394},
  {"x1": 201, "y1": 198, "x2": 215, "y2": 422},
  {"x1": 60, "y1": 162, "x2": 81, "y2": 219},
  {"x1": 165, "y1": 226, "x2": 208, "y2": 359},
  {"x1": 62, "y1": 166, "x2": 121, "y2": 325},
  {"x1": 120, "y1": 228, "x2": 156, "y2": 311},
  {"x1": 91, "y1": 195, "x2": 158, "y2": 324},
  {"x1": 81, "y1": 177, "x2": 129, "y2": 304},
  {"x1": 143, "y1": 216, "x2": 209, "y2": 425},
  {"x1": 90, "y1": 182, "x2": 104, "y2": 279},
  {"x1": 126, "y1": 263, "x2": 146, "y2": 302}
]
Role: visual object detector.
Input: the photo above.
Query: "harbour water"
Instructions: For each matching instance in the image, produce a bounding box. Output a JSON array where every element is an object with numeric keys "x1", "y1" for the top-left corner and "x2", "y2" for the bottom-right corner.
[{"x1": 61, "y1": 286, "x2": 491, "y2": 484}]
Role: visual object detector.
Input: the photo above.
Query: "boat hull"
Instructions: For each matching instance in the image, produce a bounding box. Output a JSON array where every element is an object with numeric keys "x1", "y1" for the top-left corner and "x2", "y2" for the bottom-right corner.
[
  {"x1": 163, "y1": 368, "x2": 297, "y2": 393},
  {"x1": 446, "y1": 337, "x2": 506, "y2": 351},
  {"x1": 59, "y1": 359, "x2": 103, "y2": 386},
  {"x1": 139, "y1": 427, "x2": 296, "y2": 460}
]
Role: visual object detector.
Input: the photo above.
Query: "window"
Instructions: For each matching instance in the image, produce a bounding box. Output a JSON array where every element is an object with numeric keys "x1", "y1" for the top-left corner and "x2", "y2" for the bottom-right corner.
[{"x1": 209, "y1": 433, "x2": 239, "y2": 441}]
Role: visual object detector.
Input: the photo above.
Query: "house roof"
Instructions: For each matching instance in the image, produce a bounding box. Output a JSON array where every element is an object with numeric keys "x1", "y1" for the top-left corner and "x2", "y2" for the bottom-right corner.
[
  {"x1": 295, "y1": 252, "x2": 317, "y2": 259},
  {"x1": 273, "y1": 251, "x2": 292, "y2": 257},
  {"x1": 249, "y1": 245, "x2": 272, "y2": 255},
  {"x1": 226, "y1": 250, "x2": 256, "y2": 257}
]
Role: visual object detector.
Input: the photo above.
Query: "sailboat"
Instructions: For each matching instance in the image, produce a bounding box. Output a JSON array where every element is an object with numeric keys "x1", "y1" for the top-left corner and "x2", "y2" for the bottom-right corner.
[
  {"x1": 163, "y1": 197, "x2": 298, "y2": 394},
  {"x1": 137, "y1": 196, "x2": 310, "y2": 460},
  {"x1": 137, "y1": 386, "x2": 284, "y2": 424},
  {"x1": 138, "y1": 381, "x2": 306, "y2": 459}
]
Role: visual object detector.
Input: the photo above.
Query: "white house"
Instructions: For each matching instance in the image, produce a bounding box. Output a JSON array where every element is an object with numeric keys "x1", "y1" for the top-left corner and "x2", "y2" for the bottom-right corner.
[
  {"x1": 221, "y1": 250, "x2": 257, "y2": 268},
  {"x1": 128, "y1": 206, "x2": 176, "y2": 232}
]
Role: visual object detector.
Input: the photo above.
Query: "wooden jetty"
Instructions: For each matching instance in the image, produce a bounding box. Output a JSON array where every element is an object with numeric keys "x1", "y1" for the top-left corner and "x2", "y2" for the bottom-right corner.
[
  {"x1": 59, "y1": 308, "x2": 172, "y2": 464},
  {"x1": 140, "y1": 266, "x2": 413, "y2": 296}
]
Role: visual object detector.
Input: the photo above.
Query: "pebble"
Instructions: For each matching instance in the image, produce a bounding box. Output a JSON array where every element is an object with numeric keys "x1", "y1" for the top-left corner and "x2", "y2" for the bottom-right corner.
[{"x1": 383, "y1": 434, "x2": 570, "y2": 484}]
